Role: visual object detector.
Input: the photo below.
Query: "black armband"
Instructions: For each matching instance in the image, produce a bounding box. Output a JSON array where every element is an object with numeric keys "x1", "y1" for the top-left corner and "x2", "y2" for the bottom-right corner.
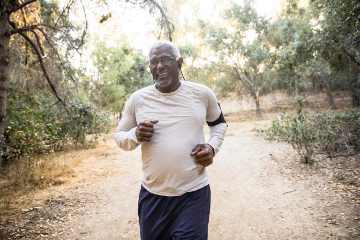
[{"x1": 206, "y1": 103, "x2": 227, "y2": 127}]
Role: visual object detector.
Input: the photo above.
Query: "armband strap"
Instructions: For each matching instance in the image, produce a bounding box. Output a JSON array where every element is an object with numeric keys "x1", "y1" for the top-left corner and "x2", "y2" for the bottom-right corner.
[{"x1": 206, "y1": 103, "x2": 227, "y2": 127}]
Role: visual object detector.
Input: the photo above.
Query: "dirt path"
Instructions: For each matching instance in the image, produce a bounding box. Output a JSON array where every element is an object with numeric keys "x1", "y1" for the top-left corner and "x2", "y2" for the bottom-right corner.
[
  {"x1": 2, "y1": 121, "x2": 359, "y2": 239},
  {"x1": 55, "y1": 121, "x2": 358, "y2": 240}
]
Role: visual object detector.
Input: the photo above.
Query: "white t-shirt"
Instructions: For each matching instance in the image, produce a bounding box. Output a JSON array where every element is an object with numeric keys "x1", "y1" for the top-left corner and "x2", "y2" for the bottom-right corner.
[{"x1": 115, "y1": 81, "x2": 227, "y2": 196}]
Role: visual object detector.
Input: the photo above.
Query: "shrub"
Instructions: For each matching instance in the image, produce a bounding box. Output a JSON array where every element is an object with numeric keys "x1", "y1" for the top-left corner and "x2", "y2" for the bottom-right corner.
[
  {"x1": 4, "y1": 88, "x2": 66, "y2": 161},
  {"x1": 3, "y1": 87, "x2": 110, "y2": 163},
  {"x1": 59, "y1": 98, "x2": 110, "y2": 148},
  {"x1": 261, "y1": 95, "x2": 360, "y2": 164},
  {"x1": 309, "y1": 109, "x2": 360, "y2": 156},
  {"x1": 262, "y1": 95, "x2": 316, "y2": 163}
]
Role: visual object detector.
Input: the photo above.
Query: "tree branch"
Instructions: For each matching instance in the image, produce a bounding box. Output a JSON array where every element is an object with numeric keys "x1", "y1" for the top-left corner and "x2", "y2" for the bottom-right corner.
[
  {"x1": 343, "y1": 49, "x2": 360, "y2": 67},
  {"x1": 234, "y1": 65, "x2": 253, "y2": 87},
  {"x1": 48, "y1": 100, "x2": 60, "y2": 111},
  {"x1": 10, "y1": 25, "x2": 36, "y2": 35},
  {"x1": 30, "y1": 30, "x2": 44, "y2": 56},
  {"x1": 10, "y1": 0, "x2": 37, "y2": 13},
  {"x1": 10, "y1": 21, "x2": 67, "y2": 108},
  {"x1": 232, "y1": 67, "x2": 248, "y2": 87},
  {"x1": 10, "y1": 24, "x2": 65, "y2": 35},
  {"x1": 54, "y1": 0, "x2": 75, "y2": 28},
  {"x1": 148, "y1": 0, "x2": 173, "y2": 41},
  {"x1": 21, "y1": 33, "x2": 67, "y2": 107},
  {"x1": 36, "y1": 27, "x2": 78, "y2": 90}
]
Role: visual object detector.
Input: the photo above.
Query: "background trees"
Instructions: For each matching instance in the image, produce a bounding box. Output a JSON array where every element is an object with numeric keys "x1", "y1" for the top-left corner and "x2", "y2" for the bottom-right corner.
[
  {"x1": 200, "y1": 0, "x2": 273, "y2": 117},
  {"x1": 196, "y1": 0, "x2": 359, "y2": 116},
  {"x1": 1, "y1": 0, "x2": 152, "y2": 173},
  {"x1": 1, "y1": 0, "x2": 87, "y2": 172},
  {"x1": 309, "y1": 0, "x2": 360, "y2": 106},
  {"x1": 1, "y1": 0, "x2": 359, "y2": 172}
]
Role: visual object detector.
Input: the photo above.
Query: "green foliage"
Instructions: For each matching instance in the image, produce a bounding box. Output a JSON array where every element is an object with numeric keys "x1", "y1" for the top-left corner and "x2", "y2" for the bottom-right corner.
[
  {"x1": 98, "y1": 84, "x2": 126, "y2": 114},
  {"x1": 309, "y1": 109, "x2": 360, "y2": 156},
  {"x1": 262, "y1": 95, "x2": 360, "y2": 164},
  {"x1": 309, "y1": 0, "x2": 360, "y2": 105},
  {"x1": 60, "y1": 98, "x2": 110, "y2": 148},
  {"x1": 39, "y1": 0, "x2": 60, "y2": 26},
  {"x1": 3, "y1": 86, "x2": 110, "y2": 163},
  {"x1": 4, "y1": 87, "x2": 66, "y2": 161},
  {"x1": 90, "y1": 41, "x2": 152, "y2": 114},
  {"x1": 262, "y1": 95, "x2": 316, "y2": 163},
  {"x1": 200, "y1": 0, "x2": 273, "y2": 116}
]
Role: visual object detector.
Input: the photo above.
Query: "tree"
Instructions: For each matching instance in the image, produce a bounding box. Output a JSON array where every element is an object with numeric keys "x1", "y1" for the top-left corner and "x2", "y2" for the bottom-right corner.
[
  {"x1": 0, "y1": 0, "x2": 86, "y2": 173},
  {"x1": 200, "y1": 0, "x2": 272, "y2": 117},
  {"x1": 309, "y1": 0, "x2": 360, "y2": 107},
  {"x1": 89, "y1": 39, "x2": 152, "y2": 120},
  {"x1": 265, "y1": 0, "x2": 338, "y2": 108}
]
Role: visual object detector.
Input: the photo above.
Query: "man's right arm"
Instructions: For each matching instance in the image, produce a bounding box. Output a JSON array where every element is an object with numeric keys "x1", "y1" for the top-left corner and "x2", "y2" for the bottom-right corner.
[
  {"x1": 115, "y1": 125, "x2": 140, "y2": 151},
  {"x1": 114, "y1": 96, "x2": 140, "y2": 151}
]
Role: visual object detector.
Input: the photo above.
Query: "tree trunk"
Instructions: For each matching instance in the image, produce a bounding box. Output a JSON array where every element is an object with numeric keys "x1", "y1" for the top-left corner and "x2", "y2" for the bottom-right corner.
[
  {"x1": 252, "y1": 88, "x2": 262, "y2": 118},
  {"x1": 0, "y1": 11, "x2": 10, "y2": 174},
  {"x1": 255, "y1": 98, "x2": 261, "y2": 118},
  {"x1": 353, "y1": 72, "x2": 360, "y2": 108},
  {"x1": 321, "y1": 75, "x2": 337, "y2": 109}
]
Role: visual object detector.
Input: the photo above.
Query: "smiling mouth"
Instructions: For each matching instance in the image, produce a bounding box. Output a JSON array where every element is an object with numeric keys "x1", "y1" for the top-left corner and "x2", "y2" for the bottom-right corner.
[{"x1": 157, "y1": 73, "x2": 169, "y2": 79}]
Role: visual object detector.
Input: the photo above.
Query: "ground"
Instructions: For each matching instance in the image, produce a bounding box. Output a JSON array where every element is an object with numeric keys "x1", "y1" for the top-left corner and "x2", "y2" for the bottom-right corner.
[{"x1": 1, "y1": 120, "x2": 360, "y2": 240}]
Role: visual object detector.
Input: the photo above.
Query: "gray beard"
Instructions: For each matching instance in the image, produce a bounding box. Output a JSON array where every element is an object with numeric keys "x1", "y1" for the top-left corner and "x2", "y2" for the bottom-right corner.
[{"x1": 155, "y1": 78, "x2": 172, "y2": 88}]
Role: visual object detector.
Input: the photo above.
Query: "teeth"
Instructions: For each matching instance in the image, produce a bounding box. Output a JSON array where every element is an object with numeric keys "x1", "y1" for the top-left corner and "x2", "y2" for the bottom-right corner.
[{"x1": 158, "y1": 73, "x2": 167, "y2": 76}]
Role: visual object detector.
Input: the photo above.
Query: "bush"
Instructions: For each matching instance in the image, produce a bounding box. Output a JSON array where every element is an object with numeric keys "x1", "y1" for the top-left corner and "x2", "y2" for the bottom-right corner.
[
  {"x1": 261, "y1": 95, "x2": 360, "y2": 164},
  {"x1": 59, "y1": 98, "x2": 110, "y2": 148},
  {"x1": 4, "y1": 88, "x2": 66, "y2": 161},
  {"x1": 3, "y1": 87, "x2": 110, "y2": 163},
  {"x1": 309, "y1": 109, "x2": 360, "y2": 156},
  {"x1": 261, "y1": 95, "x2": 316, "y2": 163}
]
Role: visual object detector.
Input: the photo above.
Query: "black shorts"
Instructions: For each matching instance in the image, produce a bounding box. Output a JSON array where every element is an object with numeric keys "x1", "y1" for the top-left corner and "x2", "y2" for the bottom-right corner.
[{"x1": 138, "y1": 185, "x2": 211, "y2": 240}]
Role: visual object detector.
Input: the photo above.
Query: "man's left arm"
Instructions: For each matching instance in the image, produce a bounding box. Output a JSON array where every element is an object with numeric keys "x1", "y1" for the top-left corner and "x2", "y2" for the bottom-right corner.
[
  {"x1": 191, "y1": 89, "x2": 227, "y2": 167},
  {"x1": 206, "y1": 110, "x2": 227, "y2": 156}
]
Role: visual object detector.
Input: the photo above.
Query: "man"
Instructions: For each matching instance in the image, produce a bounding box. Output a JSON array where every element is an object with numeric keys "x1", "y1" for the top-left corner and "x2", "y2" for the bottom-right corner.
[{"x1": 114, "y1": 40, "x2": 227, "y2": 240}]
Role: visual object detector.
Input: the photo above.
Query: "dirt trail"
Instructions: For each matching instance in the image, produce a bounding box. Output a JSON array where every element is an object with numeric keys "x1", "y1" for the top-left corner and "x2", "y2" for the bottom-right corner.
[
  {"x1": 55, "y1": 121, "x2": 358, "y2": 240},
  {"x1": 3, "y1": 121, "x2": 359, "y2": 239}
]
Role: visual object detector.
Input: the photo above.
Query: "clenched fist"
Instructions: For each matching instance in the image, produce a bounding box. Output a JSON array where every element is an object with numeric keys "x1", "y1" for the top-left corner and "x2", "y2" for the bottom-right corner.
[
  {"x1": 190, "y1": 144, "x2": 214, "y2": 167},
  {"x1": 136, "y1": 120, "x2": 159, "y2": 142}
]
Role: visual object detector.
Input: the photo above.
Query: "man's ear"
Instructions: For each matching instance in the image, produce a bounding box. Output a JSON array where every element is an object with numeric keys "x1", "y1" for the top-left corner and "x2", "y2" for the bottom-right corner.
[{"x1": 178, "y1": 57, "x2": 183, "y2": 69}]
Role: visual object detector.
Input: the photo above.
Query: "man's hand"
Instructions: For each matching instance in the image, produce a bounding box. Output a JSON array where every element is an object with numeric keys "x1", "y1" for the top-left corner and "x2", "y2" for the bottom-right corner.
[
  {"x1": 190, "y1": 144, "x2": 214, "y2": 167},
  {"x1": 136, "y1": 120, "x2": 159, "y2": 142}
]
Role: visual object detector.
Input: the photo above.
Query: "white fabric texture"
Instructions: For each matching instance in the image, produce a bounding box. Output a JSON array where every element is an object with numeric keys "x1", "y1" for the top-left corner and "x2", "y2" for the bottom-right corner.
[{"x1": 114, "y1": 81, "x2": 227, "y2": 196}]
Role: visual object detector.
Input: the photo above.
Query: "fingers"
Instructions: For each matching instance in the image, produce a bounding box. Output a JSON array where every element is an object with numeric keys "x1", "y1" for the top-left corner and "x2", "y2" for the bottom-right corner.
[
  {"x1": 197, "y1": 155, "x2": 213, "y2": 167},
  {"x1": 190, "y1": 145, "x2": 201, "y2": 156},
  {"x1": 136, "y1": 120, "x2": 158, "y2": 142},
  {"x1": 138, "y1": 125, "x2": 154, "y2": 133},
  {"x1": 195, "y1": 148, "x2": 210, "y2": 159},
  {"x1": 191, "y1": 144, "x2": 214, "y2": 167},
  {"x1": 147, "y1": 120, "x2": 159, "y2": 124},
  {"x1": 141, "y1": 121, "x2": 158, "y2": 128}
]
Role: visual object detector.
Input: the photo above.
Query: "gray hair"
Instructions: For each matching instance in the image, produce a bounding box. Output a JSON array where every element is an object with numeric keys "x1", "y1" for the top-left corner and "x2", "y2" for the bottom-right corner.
[{"x1": 148, "y1": 40, "x2": 181, "y2": 61}]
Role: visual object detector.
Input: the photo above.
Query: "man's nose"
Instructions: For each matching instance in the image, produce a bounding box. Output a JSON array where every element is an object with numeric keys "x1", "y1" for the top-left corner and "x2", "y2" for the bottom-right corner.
[{"x1": 156, "y1": 60, "x2": 165, "y2": 69}]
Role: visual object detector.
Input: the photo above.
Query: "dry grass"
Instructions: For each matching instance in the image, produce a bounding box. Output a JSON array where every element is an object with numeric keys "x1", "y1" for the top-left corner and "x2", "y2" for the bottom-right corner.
[
  {"x1": 0, "y1": 131, "x2": 115, "y2": 213},
  {"x1": 0, "y1": 153, "x2": 78, "y2": 212}
]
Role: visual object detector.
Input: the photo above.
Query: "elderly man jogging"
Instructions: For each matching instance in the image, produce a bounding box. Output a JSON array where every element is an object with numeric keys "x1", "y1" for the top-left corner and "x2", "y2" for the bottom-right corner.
[{"x1": 115, "y1": 40, "x2": 227, "y2": 240}]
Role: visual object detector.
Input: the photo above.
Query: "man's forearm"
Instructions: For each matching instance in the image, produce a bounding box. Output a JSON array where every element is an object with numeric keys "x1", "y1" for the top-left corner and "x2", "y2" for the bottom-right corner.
[
  {"x1": 114, "y1": 126, "x2": 140, "y2": 151},
  {"x1": 207, "y1": 122, "x2": 227, "y2": 155}
]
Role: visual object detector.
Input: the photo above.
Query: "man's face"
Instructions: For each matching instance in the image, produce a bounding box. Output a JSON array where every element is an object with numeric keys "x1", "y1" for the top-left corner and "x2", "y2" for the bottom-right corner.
[{"x1": 149, "y1": 45, "x2": 180, "y2": 93}]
